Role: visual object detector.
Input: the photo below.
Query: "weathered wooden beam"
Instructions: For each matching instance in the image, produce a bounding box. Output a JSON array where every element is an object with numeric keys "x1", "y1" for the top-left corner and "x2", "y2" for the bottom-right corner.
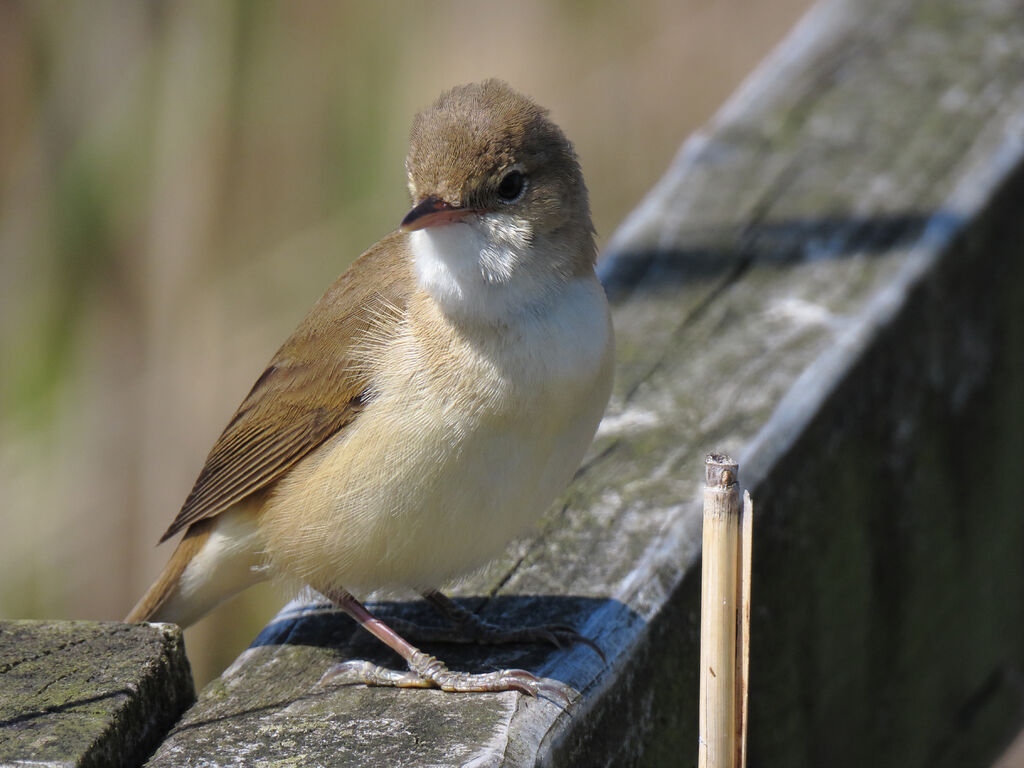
[
  {"x1": 145, "y1": 0, "x2": 1024, "y2": 764},
  {"x1": 0, "y1": 620, "x2": 194, "y2": 768}
]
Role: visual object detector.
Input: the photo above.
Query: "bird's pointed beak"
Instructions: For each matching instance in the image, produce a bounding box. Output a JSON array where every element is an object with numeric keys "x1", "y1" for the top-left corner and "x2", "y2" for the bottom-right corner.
[{"x1": 400, "y1": 196, "x2": 474, "y2": 232}]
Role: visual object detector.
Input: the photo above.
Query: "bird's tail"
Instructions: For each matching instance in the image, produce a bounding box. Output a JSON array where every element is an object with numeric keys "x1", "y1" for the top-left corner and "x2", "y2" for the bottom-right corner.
[
  {"x1": 125, "y1": 508, "x2": 267, "y2": 627},
  {"x1": 125, "y1": 520, "x2": 213, "y2": 625}
]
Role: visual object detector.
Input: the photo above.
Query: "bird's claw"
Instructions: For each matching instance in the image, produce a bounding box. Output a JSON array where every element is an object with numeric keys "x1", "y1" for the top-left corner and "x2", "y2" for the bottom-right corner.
[{"x1": 318, "y1": 654, "x2": 570, "y2": 701}]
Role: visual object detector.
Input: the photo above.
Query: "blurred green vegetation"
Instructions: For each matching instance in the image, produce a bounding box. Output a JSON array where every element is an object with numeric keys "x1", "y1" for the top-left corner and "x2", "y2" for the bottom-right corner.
[{"x1": 0, "y1": 0, "x2": 811, "y2": 686}]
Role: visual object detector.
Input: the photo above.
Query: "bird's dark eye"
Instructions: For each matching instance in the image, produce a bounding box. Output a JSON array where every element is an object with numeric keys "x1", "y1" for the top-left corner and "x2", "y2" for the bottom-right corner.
[{"x1": 496, "y1": 170, "x2": 526, "y2": 202}]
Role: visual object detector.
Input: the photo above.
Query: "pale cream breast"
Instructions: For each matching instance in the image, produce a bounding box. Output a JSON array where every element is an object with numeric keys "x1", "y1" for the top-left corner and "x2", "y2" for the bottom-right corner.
[{"x1": 257, "y1": 275, "x2": 613, "y2": 596}]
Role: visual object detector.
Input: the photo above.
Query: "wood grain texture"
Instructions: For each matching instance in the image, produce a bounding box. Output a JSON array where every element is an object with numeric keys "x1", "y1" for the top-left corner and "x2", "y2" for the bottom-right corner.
[
  {"x1": 144, "y1": 0, "x2": 1024, "y2": 764},
  {"x1": 0, "y1": 621, "x2": 194, "y2": 768}
]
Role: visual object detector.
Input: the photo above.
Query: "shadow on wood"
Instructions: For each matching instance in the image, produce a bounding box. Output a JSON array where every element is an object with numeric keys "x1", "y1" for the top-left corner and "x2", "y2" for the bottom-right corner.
[
  {"x1": 148, "y1": 0, "x2": 1024, "y2": 764},
  {"x1": 6, "y1": 0, "x2": 1024, "y2": 764}
]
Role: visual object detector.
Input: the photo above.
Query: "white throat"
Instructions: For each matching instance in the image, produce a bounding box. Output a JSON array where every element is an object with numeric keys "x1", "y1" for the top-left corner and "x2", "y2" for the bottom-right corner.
[{"x1": 410, "y1": 214, "x2": 547, "y2": 322}]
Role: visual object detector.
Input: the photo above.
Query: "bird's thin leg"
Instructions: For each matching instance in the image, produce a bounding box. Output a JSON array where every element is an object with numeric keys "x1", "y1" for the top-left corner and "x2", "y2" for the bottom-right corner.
[
  {"x1": 317, "y1": 588, "x2": 554, "y2": 695},
  {"x1": 419, "y1": 590, "x2": 605, "y2": 662}
]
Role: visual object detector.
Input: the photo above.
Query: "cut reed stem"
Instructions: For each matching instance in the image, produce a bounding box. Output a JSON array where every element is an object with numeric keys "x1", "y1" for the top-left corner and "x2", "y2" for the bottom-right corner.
[{"x1": 698, "y1": 454, "x2": 753, "y2": 768}]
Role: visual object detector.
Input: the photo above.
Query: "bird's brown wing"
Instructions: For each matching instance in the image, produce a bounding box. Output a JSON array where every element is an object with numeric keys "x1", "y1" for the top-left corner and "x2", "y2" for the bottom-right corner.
[{"x1": 159, "y1": 233, "x2": 412, "y2": 543}]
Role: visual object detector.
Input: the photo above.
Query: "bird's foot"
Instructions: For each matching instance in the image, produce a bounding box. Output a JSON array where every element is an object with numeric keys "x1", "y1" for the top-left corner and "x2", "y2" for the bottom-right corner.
[
  {"x1": 318, "y1": 652, "x2": 565, "y2": 698},
  {"x1": 318, "y1": 587, "x2": 573, "y2": 700}
]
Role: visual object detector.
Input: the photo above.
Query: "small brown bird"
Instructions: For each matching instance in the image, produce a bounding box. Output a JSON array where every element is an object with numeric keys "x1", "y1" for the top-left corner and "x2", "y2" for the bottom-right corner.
[{"x1": 127, "y1": 80, "x2": 614, "y2": 694}]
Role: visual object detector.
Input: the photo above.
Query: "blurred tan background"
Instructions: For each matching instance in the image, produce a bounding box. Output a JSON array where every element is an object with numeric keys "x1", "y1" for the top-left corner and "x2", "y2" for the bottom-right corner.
[{"x1": 0, "y1": 0, "x2": 811, "y2": 686}]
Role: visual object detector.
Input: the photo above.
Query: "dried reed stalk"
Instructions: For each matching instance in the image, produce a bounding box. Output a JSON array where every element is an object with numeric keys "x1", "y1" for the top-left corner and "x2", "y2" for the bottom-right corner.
[{"x1": 698, "y1": 454, "x2": 753, "y2": 768}]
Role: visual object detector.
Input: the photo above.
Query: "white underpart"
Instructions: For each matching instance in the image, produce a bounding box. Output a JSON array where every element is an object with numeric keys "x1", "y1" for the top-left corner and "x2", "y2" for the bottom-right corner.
[
  {"x1": 153, "y1": 216, "x2": 612, "y2": 620},
  {"x1": 411, "y1": 213, "x2": 541, "y2": 322},
  {"x1": 158, "y1": 503, "x2": 266, "y2": 627},
  {"x1": 258, "y1": 273, "x2": 614, "y2": 594}
]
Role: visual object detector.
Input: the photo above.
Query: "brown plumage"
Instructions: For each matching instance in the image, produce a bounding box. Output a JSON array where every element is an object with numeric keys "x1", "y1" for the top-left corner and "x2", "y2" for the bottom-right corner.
[
  {"x1": 125, "y1": 521, "x2": 212, "y2": 622},
  {"x1": 405, "y1": 79, "x2": 593, "y2": 266},
  {"x1": 127, "y1": 236, "x2": 411, "y2": 623},
  {"x1": 159, "y1": 234, "x2": 411, "y2": 543},
  {"x1": 126, "y1": 80, "x2": 614, "y2": 695}
]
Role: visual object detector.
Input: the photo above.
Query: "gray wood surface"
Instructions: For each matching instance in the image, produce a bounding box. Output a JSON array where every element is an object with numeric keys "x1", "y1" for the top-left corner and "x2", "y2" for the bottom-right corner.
[
  {"x1": 0, "y1": 620, "x2": 194, "y2": 768},
  {"x1": 146, "y1": 0, "x2": 1024, "y2": 764}
]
